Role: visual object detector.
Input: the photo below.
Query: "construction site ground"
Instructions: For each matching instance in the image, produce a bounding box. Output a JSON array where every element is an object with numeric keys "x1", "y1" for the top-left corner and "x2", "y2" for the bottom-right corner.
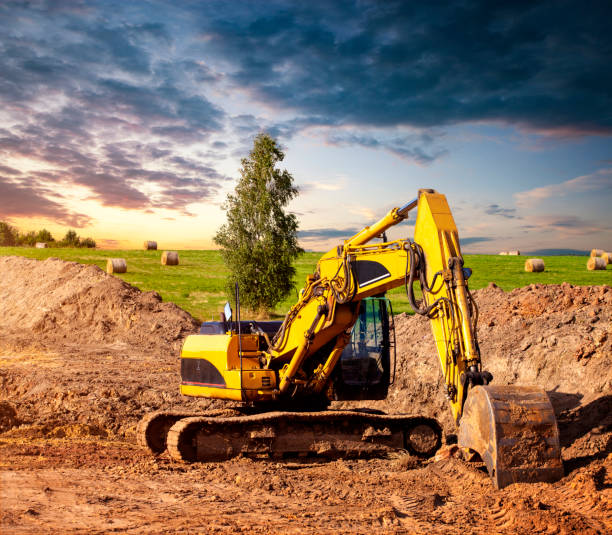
[{"x1": 1, "y1": 256, "x2": 611, "y2": 534}]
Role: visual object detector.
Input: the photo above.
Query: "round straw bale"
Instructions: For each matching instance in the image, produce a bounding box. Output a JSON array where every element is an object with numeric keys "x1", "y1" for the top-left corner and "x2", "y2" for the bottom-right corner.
[
  {"x1": 525, "y1": 258, "x2": 545, "y2": 272},
  {"x1": 602, "y1": 252, "x2": 612, "y2": 265},
  {"x1": 35, "y1": 242, "x2": 48, "y2": 248},
  {"x1": 498, "y1": 251, "x2": 508, "y2": 255},
  {"x1": 144, "y1": 241, "x2": 157, "y2": 250},
  {"x1": 587, "y1": 257, "x2": 607, "y2": 271},
  {"x1": 161, "y1": 251, "x2": 179, "y2": 266},
  {"x1": 107, "y1": 258, "x2": 127, "y2": 274},
  {"x1": 590, "y1": 248, "x2": 604, "y2": 257},
  {"x1": 508, "y1": 250, "x2": 520, "y2": 256}
]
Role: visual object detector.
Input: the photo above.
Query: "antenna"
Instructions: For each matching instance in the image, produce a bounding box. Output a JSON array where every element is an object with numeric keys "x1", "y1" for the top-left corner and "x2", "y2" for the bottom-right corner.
[{"x1": 235, "y1": 282, "x2": 243, "y2": 397}]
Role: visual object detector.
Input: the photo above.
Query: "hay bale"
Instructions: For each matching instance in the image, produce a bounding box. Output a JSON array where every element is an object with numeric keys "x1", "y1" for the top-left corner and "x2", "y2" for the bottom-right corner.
[
  {"x1": 35, "y1": 242, "x2": 48, "y2": 249},
  {"x1": 603, "y1": 252, "x2": 612, "y2": 265},
  {"x1": 106, "y1": 258, "x2": 127, "y2": 274},
  {"x1": 590, "y1": 248, "x2": 604, "y2": 257},
  {"x1": 144, "y1": 241, "x2": 157, "y2": 250},
  {"x1": 508, "y1": 250, "x2": 520, "y2": 256},
  {"x1": 525, "y1": 258, "x2": 545, "y2": 272},
  {"x1": 161, "y1": 251, "x2": 179, "y2": 266},
  {"x1": 587, "y1": 257, "x2": 607, "y2": 271},
  {"x1": 498, "y1": 251, "x2": 508, "y2": 255}
]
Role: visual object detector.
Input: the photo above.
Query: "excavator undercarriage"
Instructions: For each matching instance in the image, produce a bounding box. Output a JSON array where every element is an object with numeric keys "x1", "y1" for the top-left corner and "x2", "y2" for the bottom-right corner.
[{"x1": 140, "y1": 410, "x2": 442, "y2": 462}]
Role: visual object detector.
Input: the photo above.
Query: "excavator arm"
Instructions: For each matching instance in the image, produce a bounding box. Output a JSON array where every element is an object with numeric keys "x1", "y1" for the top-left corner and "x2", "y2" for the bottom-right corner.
[
  {"x1": 267, "y1": 190, "x2": 563, "y2": 487},
  {"x1": 268, "y1": 190, "x2": 484, "y2": 423}
]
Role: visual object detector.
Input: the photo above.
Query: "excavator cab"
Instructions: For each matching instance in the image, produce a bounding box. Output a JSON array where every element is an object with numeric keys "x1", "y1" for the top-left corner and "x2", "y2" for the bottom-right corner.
[{"x1": 332, "y1": 297, "x2": 393, "y2": 401}]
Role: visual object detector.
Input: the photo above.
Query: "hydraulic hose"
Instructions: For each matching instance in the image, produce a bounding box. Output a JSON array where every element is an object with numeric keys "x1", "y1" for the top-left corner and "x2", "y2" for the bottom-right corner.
[
  {"x1": 404, "y1": 241, "x2": 451, "y2": 317},
  {"x1": 332, "y1": 254, "x2": 357, "y2": 304}
]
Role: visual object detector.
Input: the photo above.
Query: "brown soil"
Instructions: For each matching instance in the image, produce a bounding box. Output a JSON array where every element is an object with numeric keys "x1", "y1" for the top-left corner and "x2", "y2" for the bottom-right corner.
[
  {"x1": 1, "y1": 257, "x2": 611, "y2": 534},
  {"x1": 0, "y1": 256, "x2": 200, "y2": 355}
]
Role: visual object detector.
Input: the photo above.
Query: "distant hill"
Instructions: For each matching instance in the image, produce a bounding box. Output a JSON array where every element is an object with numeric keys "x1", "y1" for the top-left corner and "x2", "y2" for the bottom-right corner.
[{"x1": 523, "y1": 249, "x2": 589, "y2": 256}]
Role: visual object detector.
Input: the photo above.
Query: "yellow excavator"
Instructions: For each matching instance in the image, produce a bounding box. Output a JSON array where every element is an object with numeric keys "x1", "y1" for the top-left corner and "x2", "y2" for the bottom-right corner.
[{"x1": 138, "y1": 189, "x2": 563, "y2": 489}]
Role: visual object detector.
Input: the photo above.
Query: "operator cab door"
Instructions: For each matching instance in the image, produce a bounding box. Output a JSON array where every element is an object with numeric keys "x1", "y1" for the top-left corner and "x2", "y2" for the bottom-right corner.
[{"x1": 332, "y1": 297, "x2": 393, "y2": 401}]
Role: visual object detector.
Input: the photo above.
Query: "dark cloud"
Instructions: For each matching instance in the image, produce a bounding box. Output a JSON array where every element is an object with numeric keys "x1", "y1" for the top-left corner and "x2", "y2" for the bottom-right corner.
[
  {"x1": 549, "y1": 218, "x2": 580, "y2": 228},
  {"x1": 520, "y1": 214, "x2": 608, "y2": 237},
  {"x1": 103, "y1": 143, "x2": 140, "y2": 168},
  {"x1": 485, "y1": 204, "x2": 518, "y2": 219},
  {"x1": 168, "y1": 157, "x2": 230, "y2": 180},
  {"x1": 460, "y1": 236, "x2": 493, "y2": 246},
  {"x1": 70, "y1": 169, "x2": 152, "y2": 210},
  {"x1": 325, "y1": 131, "x2": 447, "y2": 164},
  {"x1": 533, "y1": 216, "x2": 596, "y2": 229},
  {"x1": 299, "y1": 227, "x2": 360, "y2": 239},
  {"x1": 0, "y1": 176, "x2": 92, "y2": 227},
  {"x1": 90, "y1": 79, "x2": 223, "y2": 131},
  {"x1": 149, "y1": 147, "x2": 172, "y2": 159},
  {"x1": 0, "y1": 165, "x2": 22, "y2": 175},
  {"x1": 197, "y1": 1, "x2": 612, "y2": 134}
]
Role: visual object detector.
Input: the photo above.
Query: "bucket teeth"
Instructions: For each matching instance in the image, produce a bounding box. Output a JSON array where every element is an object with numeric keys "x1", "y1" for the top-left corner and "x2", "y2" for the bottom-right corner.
[{"x1": 458, "y1": 385, "x2": 563, "y2": 489}]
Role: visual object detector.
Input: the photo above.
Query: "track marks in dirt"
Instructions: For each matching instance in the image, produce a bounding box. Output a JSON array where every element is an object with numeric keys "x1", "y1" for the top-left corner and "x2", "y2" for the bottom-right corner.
[
  {"x1": 488, "y1": 500, "x2": 517, "y2": 533},
  {"x1": 549, "y1": 464, "x2": 612, "y2": 533},
  {"x1": 2, "y1": 439, "x2": 612, "y2": 535},
  {"x1": 403, "y1": 457, "x2": 612, "y2": 535},
  {"x1": 386, "y1": 493, "x2": 459, "y2": 534}
]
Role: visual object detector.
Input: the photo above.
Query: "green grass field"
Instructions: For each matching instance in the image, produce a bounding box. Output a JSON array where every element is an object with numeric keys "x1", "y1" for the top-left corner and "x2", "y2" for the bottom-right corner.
[{"x1": 1, "y1": 247, "x2": 609, "y2": 321}]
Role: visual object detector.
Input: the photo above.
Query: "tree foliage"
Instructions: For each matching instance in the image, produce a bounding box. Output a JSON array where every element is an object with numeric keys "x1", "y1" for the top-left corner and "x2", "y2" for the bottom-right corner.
[
  {"x1": 18, "y1": 230, "x2": 37, "y2": 246},
  {"x1": 0, "y1": 222, "x2": 95, "y2": 248},
  {"x1": 58, "y1": 229, "x2": 96, "y2": 248},
  {"x1": 214, "y1": 133, "x2": 303, "y2": 315},
  {"x1": 61, "y1": 230, "x2": 80, "y2": 246},
  {"x1": 0, "y1": 222, "x2": 19, "y2": 246},
  {"x1": 36, "y1": 229, "x2": 54, "y2": 243},
  {"x1": 17, "y1": 228, "x2": 56, "y2": 246}
]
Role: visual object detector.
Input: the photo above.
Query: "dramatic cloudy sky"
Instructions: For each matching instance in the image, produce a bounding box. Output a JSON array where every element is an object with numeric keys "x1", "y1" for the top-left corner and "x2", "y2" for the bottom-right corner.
[{"x1": 1, "y1": 0, "x2": 610, "y2": 252}]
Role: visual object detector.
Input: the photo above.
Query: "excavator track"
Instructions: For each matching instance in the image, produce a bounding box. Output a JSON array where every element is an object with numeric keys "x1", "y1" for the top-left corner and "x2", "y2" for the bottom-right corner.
[
  {"x1": 137, "y1": 408, "x2": 244, "y2": 454},
  {"x1": 165, "y1": 411, "x2": 442, "y2": 462},
  {"x1": 137, "y1": 411, "x2": 193, "y2": 453}
]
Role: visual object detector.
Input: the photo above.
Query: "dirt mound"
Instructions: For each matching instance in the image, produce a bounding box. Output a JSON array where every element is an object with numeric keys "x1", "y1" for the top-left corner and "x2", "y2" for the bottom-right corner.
[
  {"x1": 0, "y1": 256, "x2": 207, "y2": 438},
  {"x1": 0, "y1": 256, "x2": 199, "y2": 354}
]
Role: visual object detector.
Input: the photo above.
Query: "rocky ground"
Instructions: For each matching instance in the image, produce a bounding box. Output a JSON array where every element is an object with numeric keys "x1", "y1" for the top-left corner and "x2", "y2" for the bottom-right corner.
[{"x1": 0, "y1": 256, "x2": 611, "y2": 534}]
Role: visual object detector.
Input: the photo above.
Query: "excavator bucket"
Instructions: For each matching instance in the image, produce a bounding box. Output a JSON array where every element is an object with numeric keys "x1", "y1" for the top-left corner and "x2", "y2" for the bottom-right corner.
[{"x1": 458, "y1": 385, "x2": 563, "y2": 489}]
